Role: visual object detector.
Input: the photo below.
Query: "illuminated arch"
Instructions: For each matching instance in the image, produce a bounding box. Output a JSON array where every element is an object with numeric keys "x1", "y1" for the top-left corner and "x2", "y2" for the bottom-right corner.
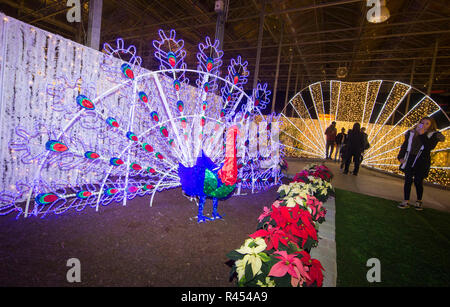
[{"x1": 280, "y1": 79, "x2": 449, "y2": 186}]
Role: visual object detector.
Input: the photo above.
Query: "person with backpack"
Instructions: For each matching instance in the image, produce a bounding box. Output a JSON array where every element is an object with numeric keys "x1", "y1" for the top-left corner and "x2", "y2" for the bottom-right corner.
[
  {"x1": 360, "y1": 127, "x2": 370, "y2": 162},
  {"x1": 334, "y1": 128, "x2": 347, "y2": 162},
  {"x1": 340, "y1": 128, "x2": 351, "y2": 170},
  {"x1": 397, "y1": 117, "x2": 445, "y2": 211},
  {"x1": 343, "y1": 123, "x2": 365, "y2": 176}
]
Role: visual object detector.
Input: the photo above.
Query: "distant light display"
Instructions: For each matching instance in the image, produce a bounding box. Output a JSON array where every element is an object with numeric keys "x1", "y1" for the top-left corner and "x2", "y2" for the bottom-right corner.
[{"x1": 280, "y1": 80, "x2": 450, "y2": 187}]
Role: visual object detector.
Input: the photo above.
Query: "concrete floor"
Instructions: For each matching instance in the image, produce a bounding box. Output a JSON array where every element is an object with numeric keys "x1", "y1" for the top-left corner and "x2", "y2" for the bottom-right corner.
[
  {"x1": 285, "y1": 158, "x2": 450, "y2": 213},
  {"x1": 0, "y1": 186, "x2": 282, "y2": 287}
]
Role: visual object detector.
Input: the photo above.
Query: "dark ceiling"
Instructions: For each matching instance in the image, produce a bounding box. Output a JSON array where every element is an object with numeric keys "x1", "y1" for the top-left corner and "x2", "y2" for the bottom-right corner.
[{"x1": 1, "y1": 0, "x2": 450, "y2": 103}]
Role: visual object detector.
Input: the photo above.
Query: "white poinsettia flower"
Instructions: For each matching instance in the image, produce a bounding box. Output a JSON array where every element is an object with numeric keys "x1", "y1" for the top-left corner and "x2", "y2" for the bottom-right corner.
[
  {"x1": 235, "y1": 259, "x2": 246, "y2": 281},
  {"x1": 243, "y1": 254, "x2": 262, "y2": 277},
  {"x1": 257, "y1": 277, "x2": 276, "y2": 287},
  {"x1": 236, "y1": 238, "x2": 267, "y2": 255},
  {"x1": 294, "y1": 195, "x2": 305, "y2": 205},
  {"x1": 286, "y1": 197, "x2": 297, "y2": 207},
  {"x1": 291, "y1": 187, "x2": 302, "y2": 195},
  {"x1": 279, "y1": 185, "x2": 291, "y2": 196},
  {"x1": 235, "y1": 238, "x2": 267, "y2": 277},
  {"x1": 266, "y1": 277, "x2": 276, "y2": 287},
  {"x1": 307, "y1": 184, "x2": 317, "y2": 193}
]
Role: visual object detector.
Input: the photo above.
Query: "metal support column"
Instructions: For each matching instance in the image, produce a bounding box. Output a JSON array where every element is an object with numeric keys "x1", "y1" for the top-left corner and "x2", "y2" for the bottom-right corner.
[
  {"x1": 427, "y1": 40, "x2": 439, "y2": 96},
  {"x1": 214, "y1": 0, "x2": 229, "y2": 51},
  {"x1": 291, "y1": 64, "x2": 300, "y2": 117},
  {"x1": 271, "y1": 22, "x2": 283, "y2": 113},
  {"x1": 405, "y1": 59, "x2": 415, "y2": 112},
  {"x1": 87, "y1": 0, "x2": 103, "y2": 50},
  {"x1": 253, "y1": 0, "x2": 266, "y2": 88},
  {"x1": 283, "y1": 52, "x2": 293, "y2": 115}
]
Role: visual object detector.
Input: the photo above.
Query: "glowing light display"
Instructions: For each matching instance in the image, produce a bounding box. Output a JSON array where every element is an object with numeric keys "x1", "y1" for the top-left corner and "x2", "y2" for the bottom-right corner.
[
  {"x1": 280, "y1": 80, "x2": 450, "y2": 187},
  {"x1": 1, "y1": 30, "x2": 283, "y2": 219}
]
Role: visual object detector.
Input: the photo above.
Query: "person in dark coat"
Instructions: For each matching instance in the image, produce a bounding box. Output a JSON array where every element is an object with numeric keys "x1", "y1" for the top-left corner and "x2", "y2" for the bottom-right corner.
[
  {"x1": 397, "y1": 117, "x2": 445, "y2": 211},
  {"x1": 360, "y1": 127, "x2": 370, "y2": 162},
  {"x1": 340, "y1": 128, "x2": 351, "y2": 170},
  {"x1": 334, "y1": 128, "x2": 347, "y2": 162},
  {"x1": 324, "y1": 121, "x2": 337, "y2": 160},
  {"x1": 361, "y1": 127, "x2": 369, "y2": 150},
  {"x1": 343, "y1": 123, "x2": 365, "y2": 175}
]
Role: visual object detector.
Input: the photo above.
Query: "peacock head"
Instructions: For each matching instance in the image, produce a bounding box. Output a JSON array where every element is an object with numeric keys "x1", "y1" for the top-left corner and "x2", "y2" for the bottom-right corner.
[{"x1": 227, "y1": 125, "x2": 241, "y2": 139}]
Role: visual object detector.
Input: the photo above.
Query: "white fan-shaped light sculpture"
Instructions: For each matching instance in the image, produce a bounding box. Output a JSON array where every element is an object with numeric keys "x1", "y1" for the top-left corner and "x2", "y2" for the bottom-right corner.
[{"x1": 279, "y1": 80, "x2": 449, "y2": 187}]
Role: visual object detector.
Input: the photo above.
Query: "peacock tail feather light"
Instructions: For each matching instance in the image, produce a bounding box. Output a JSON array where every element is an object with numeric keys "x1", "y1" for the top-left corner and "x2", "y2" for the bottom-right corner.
[
  {"x1": 76, "y1": 95, "x2": 95, "y2": 110},
  {"x1": 3, "y1": 29, "x2": 284, "y2": 219},
  {"x1": 45, "y1": 140, "x2": 68, "y2": 152}
]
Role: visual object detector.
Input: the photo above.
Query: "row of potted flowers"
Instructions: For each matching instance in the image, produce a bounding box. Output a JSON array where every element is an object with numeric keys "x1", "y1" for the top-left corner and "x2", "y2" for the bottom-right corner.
[{"x1": 227, "y1": 163, "x2": 334, "y2": 287}]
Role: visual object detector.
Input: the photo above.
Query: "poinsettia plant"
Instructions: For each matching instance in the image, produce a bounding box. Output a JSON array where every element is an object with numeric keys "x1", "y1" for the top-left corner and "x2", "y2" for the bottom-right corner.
[
  {"x1": 256, "y1": 200, "x2": 319, "y2": 251},
  {"x1": 292, "y1": 170, "x2": 310, "y2": 183},
  {"x1": 277, "y1": 192, "x2": 328, "y2": 224},
  {"x1": 278, "y1": 182, "x2": 330, "y2": 224},
  {"x1": 226, "y1": 164, "x2": 333, "y2": 287},
  {"x1": 227, "y1": 233, "x2": 324, "y2": 287},
  {"x1": 305, "y1": 194, "x2": 327, "y2": 224},
  {"x1": 227, "y1": 199, "x2": 324, "y2": 287},
  {"x1": 300, "y1": 163, "x2": 333, "y2": 182},
  {"x1": 279, "y1": 178, "x2": 334, "y2": 203}
]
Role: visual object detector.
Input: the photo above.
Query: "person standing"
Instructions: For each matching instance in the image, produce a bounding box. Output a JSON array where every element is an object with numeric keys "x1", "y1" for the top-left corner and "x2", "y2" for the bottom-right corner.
[
  {"x1": 324, "y1": 121, "x2": 337, "y2": 160},
  {"x1": 360, "y1": 127, "x2": 370, "y2": 162},
  {"x1": 340, "y1": 128, "x2": 351, "y2": 170},
  {"x1": 334, "y1": 128, "x2": 347, "y2": 161},
  {"x1": 343, "y1": 123, "x2": 365, "y2": 175},
  {"x1": 397, "y1": 117, "x2": 445, "y2": 211}
]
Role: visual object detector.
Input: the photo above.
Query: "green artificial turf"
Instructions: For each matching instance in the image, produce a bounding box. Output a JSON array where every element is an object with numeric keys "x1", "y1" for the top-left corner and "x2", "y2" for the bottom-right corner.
[{"x1": 335, "y1": 188, "x2": 450, "y2": 287}]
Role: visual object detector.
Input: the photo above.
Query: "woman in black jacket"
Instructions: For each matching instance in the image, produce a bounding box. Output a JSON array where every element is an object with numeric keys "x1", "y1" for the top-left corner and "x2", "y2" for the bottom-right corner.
[
  {"x1": 343, "y1": 123, "x2": 365, "y2": 175},
  {"x1": 397, "y1": 117, "x2": 445, "y2": 210}
]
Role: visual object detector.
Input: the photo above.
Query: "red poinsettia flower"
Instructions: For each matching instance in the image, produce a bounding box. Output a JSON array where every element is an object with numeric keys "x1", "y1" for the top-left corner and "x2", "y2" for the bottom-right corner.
[
  {"x1": 317, "y1": 208, "x2": 327, "y2": 219},
  {"x1": 308, "y1": 259, "x2": 325, "y2": 287},
  {"x1": 306, "y1": 195, "x2": 325, "y2": 220},
  {"x1": 293, "y1": 177, "x2": 305, "y2": 183},
  {"x1": 249, "y1": 225, "x2": 289, "y2": 250},
  {"x1": 297, "y1": 251, "x2": 324, "y2": 287},
  {"x1": 270, "y1": 204, "x2": 287, "y2": 227},
  {"x1": 269, "y1": 251, "x2": 311, "y2": 285},
  {"x1": 298, "y1": 210, "x2": 317, "y2": 241},
  {"x1": 279, "y1": 206, "x2": 301, "y2": 233},
  {"x1": 258, "y1": 206, "x2": 272, "y2": 222},
  {"x1": 293, "y1": 170, "x2": 310, "y2": 182},
  {"x1": 275, "y1": 206, "x2": 312, "y2": 249}
]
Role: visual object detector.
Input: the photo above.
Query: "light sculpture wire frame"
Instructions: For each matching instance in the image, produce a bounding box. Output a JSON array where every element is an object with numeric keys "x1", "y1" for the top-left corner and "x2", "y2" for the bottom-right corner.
[{"x1": 1, "y1": 30, "x2": 284, "y2": 219}]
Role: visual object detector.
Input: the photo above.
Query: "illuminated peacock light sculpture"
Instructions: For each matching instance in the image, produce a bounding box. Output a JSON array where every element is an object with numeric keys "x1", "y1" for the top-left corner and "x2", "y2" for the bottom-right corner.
[
  {"x1": 280, "y1": 80, "x2": 450, "y2": 186},
  {"x1": 2, "y1": 30, "x2": 284, "y2": 221}
]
